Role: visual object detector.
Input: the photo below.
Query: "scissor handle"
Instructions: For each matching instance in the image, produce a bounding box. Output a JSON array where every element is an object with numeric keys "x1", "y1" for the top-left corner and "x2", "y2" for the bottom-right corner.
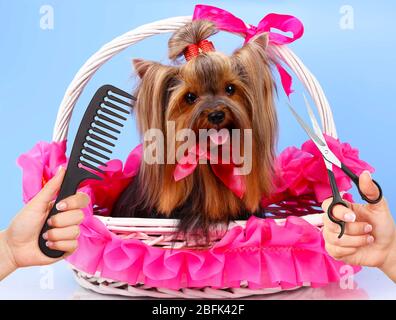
[
  {"x1": 341, "y1": 164, "x2": 383, "y2": 204},
  {"x1": 327, "y1": 169, "x2": 347, "y2": 238}
]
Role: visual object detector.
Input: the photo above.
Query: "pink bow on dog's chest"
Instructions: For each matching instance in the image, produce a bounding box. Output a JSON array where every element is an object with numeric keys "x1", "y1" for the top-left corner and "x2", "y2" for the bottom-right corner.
[
  {"x1": 193, "y1": 4, "x2": 305, "y2": 97},
  {"x1": 173, "y1": 144, "x2": 246, "y2": 199}
]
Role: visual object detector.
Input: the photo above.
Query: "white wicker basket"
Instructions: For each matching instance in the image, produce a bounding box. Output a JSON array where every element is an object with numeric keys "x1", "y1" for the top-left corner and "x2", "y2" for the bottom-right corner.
[{"x1": 54, "y1": 16, "x2": 338, "y2": 299}]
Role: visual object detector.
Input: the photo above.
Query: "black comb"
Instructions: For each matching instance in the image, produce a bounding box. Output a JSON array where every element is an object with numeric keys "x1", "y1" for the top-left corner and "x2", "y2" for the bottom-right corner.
[{"x1": 39, "y1": 85, "x2": 135, "y2": 258}]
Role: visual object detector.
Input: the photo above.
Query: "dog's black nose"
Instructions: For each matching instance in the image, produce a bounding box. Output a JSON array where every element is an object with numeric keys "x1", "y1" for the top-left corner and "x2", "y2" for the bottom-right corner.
[{"x1": 208, "y1": 111, "x2": 225, "y2": 124}]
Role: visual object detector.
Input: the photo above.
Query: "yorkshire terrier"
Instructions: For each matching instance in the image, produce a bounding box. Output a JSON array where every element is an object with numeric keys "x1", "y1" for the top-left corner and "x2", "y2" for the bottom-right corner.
[{"x1": 112, "y1": 20, "x2": 278, "y2": 237}]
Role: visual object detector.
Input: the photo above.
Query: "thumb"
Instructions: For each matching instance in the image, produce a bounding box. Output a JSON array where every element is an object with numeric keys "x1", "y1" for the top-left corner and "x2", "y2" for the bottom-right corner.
[
  {"x1": 30, "y1": 167, "x2": 66, "y2": 206},
  {"x1": 359, "y1": 170, "x2": 386, "y2": 210}
]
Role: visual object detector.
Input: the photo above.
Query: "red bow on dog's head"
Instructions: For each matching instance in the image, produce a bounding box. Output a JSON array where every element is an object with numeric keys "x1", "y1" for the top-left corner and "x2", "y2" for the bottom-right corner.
[{"x1": 184, "y1": 39, "x2": 215, "y2": 61}]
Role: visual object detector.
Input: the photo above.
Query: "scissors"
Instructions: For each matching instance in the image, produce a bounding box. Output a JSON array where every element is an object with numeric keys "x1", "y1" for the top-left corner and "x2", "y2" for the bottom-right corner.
[{"x1": 287, "y1": 95, "x2": 383, "y2": 238}]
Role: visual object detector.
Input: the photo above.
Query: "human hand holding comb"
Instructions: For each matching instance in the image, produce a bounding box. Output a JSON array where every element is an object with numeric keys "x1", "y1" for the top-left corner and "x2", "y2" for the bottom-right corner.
[
  {"x1": 0, "y1": 167, "x2": 89, "y2": 280},
  {"x1": 38, "y1": 85, "x2": 134, "y2": 258}
]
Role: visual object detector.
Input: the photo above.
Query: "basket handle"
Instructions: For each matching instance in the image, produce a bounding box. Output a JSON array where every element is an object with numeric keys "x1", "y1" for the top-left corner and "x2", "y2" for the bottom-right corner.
[{"x1": 52, "y1": 15, "x2": 337, "y2": 142}]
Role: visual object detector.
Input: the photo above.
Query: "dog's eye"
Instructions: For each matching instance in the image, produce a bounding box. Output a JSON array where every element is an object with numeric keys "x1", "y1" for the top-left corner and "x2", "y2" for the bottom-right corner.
[
  {"x1": 185, "y1": 92, "x2": 198, "y2": 105},
  {"x1": 225, "y1": 84, "x2": 235, "y2": 96}
]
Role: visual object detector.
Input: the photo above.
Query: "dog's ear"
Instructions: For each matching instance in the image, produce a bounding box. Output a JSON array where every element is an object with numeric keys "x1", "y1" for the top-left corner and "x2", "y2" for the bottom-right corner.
[
  {"x1": 133, "y1": 61, "x2": 178, "y2": 134},
  {"x1": 249, "y1": 32, "x2": 269, "y2": 50},
  {"x1": 232, "y1": 32, "x2": 273, "y2": 98},
  {"x1": 133, "y1": 58, "x2": 157, "y2": 78},
  {"x1": 232, "y1": 31, "x2": 273, "y2": 93},
  {"x1": 232, "y1": 32, "x2": 269, "y2": 64},
  {"x1": 232, "y1": 32, "x2": 278, "y2": 196}
]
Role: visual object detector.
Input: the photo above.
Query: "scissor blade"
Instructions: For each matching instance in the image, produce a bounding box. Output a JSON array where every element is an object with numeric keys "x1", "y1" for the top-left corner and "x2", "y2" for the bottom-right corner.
[
  {"x1": 303, "y1": 94, "x2": 326, "y2": 142},
  {"x1": 287, "y1": 102, "x2": 326, "y2": 148}
]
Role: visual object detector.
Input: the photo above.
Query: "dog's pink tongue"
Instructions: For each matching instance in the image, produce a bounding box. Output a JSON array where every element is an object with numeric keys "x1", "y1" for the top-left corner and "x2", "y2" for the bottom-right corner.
[{"x1": 209, "y1": 130, "x2": 230, "y2": 145}]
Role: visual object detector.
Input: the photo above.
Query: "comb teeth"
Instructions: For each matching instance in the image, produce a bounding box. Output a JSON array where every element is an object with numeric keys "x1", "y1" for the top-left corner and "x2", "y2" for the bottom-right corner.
[
  {"x1": 97, "y1": 113, "x2": 124, "y2": 127},
  {"x1": 78, "y1": 85, "x2": 134, "y2": 176},
  {"x1": 80, "y1": 160, "x2": 105, "y2": 175},
  {"x1": 100, "y1": 107, "x2": 128, "y2": 121},
  {"x1": 95, "y1": 120, "x2": 121, "y2": 134},
  {"x1": 89, "y1": 133, "x2": 115, "y2": 147},
  {"x1": 91, "y1": 127, "x2": 117, "y2": 140},
  {"x1": 83, "y1": 146, "x2": 110, "y2": 161},
  {"x1": 81, "y1": 153, "x2": 107, "y2": 167},
  {"x1": 108, "y1": 88, "x2": 135, "y2": 101},
  {"x1": 85, "y1": 140, "x2": 112, "y2": 154},
  {"x1": 103, "y1": 100, "x2": 130, "y2": 114}
]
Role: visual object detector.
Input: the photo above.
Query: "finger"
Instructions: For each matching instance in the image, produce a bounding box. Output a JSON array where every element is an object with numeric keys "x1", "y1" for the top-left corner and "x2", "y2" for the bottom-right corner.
[
  {"x1": 55, "y1": 192, "x2": 90, "y2": 211},
  {"x1": 324, "y1": 231, "x2": 374, "y2": 248},
  {"x1": 326, "y1": 221, "x2": 372, "y2": 236},
  {"x1": 322, "y1": 196, "x2": 353, "y2": 213},
  {"x1": 47, "y1": 210, "x2": 84, "y2": 228},
  {"x1": 321, "y1": 197, "x2": 333, "y2": 212},
  {"x1": 323, "y1": 203, "x2": 356, "y2": 223},
  {"x1": 325, "y1": 244, "x2": 358, "y2": 260},
  {"x1": 359, "y1": 170, "x2": 386, "y2": 209},
  {"x1": 43, "y1": 225, "x2": 80, "y2": 242},
  {"x1": 46, "y1": 240, "x2": 78, "y2": 253},
  {"x1": 47, "y1": 200, "x2": 55, "y2": 211},
  {"x1": 29, "y1": 167, "x2": 65, "y2": 206},
  {"x1": 359, "y1": 170, "x2": 380, "y2": 199}
]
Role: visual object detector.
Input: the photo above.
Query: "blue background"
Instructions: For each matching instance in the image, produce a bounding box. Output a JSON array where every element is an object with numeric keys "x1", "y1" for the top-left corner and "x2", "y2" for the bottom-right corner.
[{"x1": 0, "y1": 0, "x2": 395, "y2": 230}]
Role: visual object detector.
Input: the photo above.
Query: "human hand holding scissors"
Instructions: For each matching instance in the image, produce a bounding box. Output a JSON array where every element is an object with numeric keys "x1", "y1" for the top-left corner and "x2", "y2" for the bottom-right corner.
[
  {"x1": 288, "y1": 96, "x2": 396, "y2": 282},
  {"x1": 287, "y1": 95, "x2": 383, "y2": 238},
  {"x1": 321, "y1": 171, "x2": 395, "y2": 281}
]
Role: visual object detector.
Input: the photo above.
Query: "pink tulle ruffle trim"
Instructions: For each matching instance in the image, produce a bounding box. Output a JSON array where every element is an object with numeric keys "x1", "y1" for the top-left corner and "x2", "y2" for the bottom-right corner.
[{"x1": 67, "y1": 202, "x2": 360, "y2": 289}]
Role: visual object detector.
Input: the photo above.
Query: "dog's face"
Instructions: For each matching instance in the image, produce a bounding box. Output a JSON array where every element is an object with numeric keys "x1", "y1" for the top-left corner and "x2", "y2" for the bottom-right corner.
[
  {"x1": 131, "y1": 31, "x2": 277, "y2": 227},
  {"x1": 133, "y1": 33, "x2": 274, "y2": 146},
  {"x1": 165, "y1": 53, "x2": 252, "y2": 137}
]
